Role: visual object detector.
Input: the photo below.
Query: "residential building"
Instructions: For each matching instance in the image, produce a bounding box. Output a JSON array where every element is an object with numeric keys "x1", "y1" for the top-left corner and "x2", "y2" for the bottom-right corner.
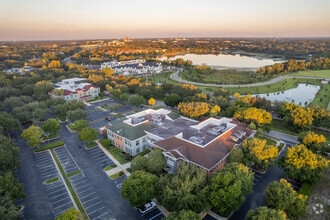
[
  {"x1": 49, "y1": 78, "x2": 100, "y2": 101},
  {"x1": 106, "y1": 108, "x2": 255, "y2": 174}
]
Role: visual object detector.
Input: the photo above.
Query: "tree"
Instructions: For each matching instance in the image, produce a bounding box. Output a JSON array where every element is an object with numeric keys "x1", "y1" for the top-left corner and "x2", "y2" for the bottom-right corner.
[
  {"x1": 0, "y1": 112, "x2": 20, "y2": 134},
  {"x1": 227, "y1": 147, "x2": 244, "y2": 164},
  {"x1": 78, "y1": 127, "x2": 98, "y2": 143},
  {"x1": 146, "y1": 149, "x2": 166, "y2": 174},
  {"x1": 119, "y1": 93, "x2": 128, "y2": 102},
  {"x1": 111, "y1": 89, "x2": 121, "y2": 100},
  {"x1": 265, "y1": 179, "x2": 308, "y2": 219},
  {"x1": 21, "y1": 125, "x2": 43, "y2": 147},
  {"x1": 0, "y1": 135, "x2": 20, "y2": 175},
  {"x1": 55, "y1": 208, "x2": 81, "y2": 220},
  {"x1": 209, "y1": 105, "x2": 221, "y2": 117},
  {"x1": 0, "y1": 173, "x2": 25, "y2": 200},
  {"x1": 67, "y1": 109, "x2": 87, "y2": 122},
  {"x1": 279, "y1": 144, "x2": 329, "y2": 183},
  {"x1": 242, "y1": 138, "x2": 279, "y2": 170},
  {"x1": 164, "y1": 93, "x2": 181, "y2": 108},
  {"x1": 130, "y1": 155, "x2": 148, "y2": 172},
  {"x1": 210, "y1": 163, "x2": 254, "y2": 217},
  {"x1": 148, "y1": 98, "x2": 156, "y2": 106},
  {"x1": 178, "y1": 102, "x2": 210, "y2": 118},
  {"x1": 102, "y1": 68, "x2": 115, "y2": 77},
  {"x1": 247, "y1": 207, "x2": 287, "y2": 220},
  {"x1": 71, "y1": 120, "x2": 89, "y2": 132},
  {"x1": 234, "y1": 107, "x2": 272, "y2": 127},
  {"x1": 167, "y1": 210, "x2": 200, "y2": 220},
  {"x1": 157, "y1": 163, "x2": 208, "y2": 213},
  {"x1": 42, "y1": 119, "x2": 60, "y2": 135},
  {"x1": 121, "y1": 171, "x2": 158, "y2": 208},
  {"x1": 128, "y1": 94, "x2": 146, "y2": 106},
  {"x1": 0, "y1": 192, "x2": 18, "y2": 220},
  {"x1": 298, "y1": 131, "x2": 327, "y2": 153}
]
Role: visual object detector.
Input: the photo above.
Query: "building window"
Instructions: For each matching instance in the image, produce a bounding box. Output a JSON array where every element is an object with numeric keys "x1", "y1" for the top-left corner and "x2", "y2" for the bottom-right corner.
[
  {"x1": 136, "y1": 147, "x2": 140, "y2": 154},
  {"x1": 136, "y1": 140, "x2": 139, "y2": 145}
]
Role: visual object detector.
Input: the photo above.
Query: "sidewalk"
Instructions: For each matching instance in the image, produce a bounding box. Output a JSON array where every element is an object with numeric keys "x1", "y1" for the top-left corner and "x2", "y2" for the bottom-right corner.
[
  {"x1": 265, "y1": 130, "x2": 299, "y2": 143},
  {"x1": 96, "y1": 140, "x2": 131, "y2": 176}
]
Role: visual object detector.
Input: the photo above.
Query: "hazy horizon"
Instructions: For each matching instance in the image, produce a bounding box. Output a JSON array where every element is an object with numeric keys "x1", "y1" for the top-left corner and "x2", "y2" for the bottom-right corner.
[{"x1": 1, "y1": 0, "x2": 330, "y2": 41}]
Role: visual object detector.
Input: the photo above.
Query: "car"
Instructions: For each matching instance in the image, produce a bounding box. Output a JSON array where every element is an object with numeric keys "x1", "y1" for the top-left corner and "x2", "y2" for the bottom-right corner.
[
  {"x1": 139, "y1": 201, "x2": 156, "y2": 214},
  {"x1": 105, "y1": 117, "x2": 111, "y2": 121}
]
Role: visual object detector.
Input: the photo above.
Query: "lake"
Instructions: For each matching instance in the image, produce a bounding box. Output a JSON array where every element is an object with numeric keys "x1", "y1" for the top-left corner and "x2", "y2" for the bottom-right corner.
[
  {"x1": 252, "y1": 84, "x2": 320, "y2": 105},
  {"x1": 159, "y1": 53, "x2": 285, "y2": 69}
]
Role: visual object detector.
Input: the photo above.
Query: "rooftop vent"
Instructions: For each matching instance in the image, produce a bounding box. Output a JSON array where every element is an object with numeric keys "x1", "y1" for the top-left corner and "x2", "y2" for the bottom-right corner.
[
  {"x1": 151, "y1": 114, "x2": 161, "y2": 122},
  {"x1": 234, "y1": 132, "x2": 243, "y2": 139},
  {"x1": 238, "y1": 130, "x2": 246, "y2": 136},
  {"x1": 132, "y1": 116, "x2": 145, "y2": 124},
  {"x1": 230, "y1": 135, "x2": 238, "y2": 142},
  {"x1": 208, "y1": 125, "x2": 225, "y2": 135},
  {"x1": 189, "y1": 136, "x2": 203, "y2": 145}
]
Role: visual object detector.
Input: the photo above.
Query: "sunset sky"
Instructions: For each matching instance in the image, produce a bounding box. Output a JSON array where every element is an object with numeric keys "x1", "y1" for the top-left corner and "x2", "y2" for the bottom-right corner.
[{"x1": 1, "y1": 0, "x2": 329, "y2": 41}]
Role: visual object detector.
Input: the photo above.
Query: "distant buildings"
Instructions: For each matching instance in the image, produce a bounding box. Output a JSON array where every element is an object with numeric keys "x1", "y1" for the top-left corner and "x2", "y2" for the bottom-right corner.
[
  {"x1": 106, "y1": 108, "x2": 255, "y2": 174},
  {"x1": 49, "y1": 78, "x2": 100, "y2": 101},
  {"x1": 4, "y1": 66, "x2": 34, "y2": 74},
  {"x1": 101, "y1": 59, "x2": 162, "y2": 76}
]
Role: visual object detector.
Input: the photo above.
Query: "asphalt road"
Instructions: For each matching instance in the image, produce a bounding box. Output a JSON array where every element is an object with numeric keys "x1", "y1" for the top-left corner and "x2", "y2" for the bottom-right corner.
[{"x1": 171, "y1": 69, "x2": 329, "y2": 87}]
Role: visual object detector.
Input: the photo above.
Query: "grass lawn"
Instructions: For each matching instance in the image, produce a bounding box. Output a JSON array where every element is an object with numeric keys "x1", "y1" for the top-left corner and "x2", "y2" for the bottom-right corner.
[
  {"x1": 50, "y1": 149, "x2": 86, "y2": 214},
  {"x1": 67, "y1": 170, "x2": 82, "y2": 178},
  {"x1": 278, "y1": 143, "x2": 284, "y2": 152},
  {"x1": 311, "y1": 83, "x2": 330, "y2": 110},
  {"x1": 104, "y1": 164, "x2": 117, "y2": 171},
  {"x1": 34, "y1": 141, "x2": 64, "y2": 152},
  {"x1": 87, "y1": 96, "x2": 108, "y2": 103},
  {"x1": 289, "y1": 69, "x2": 330, "y2": 78},
  {"x1": 143, "y1": 71, "x2": 176, "y2": 84},
  {"x1": 109, "y1": 171, "x2": 125, "y2": 179},
  {"x1": 57, "y1": 115, "x2": 66, "y2": 122},
  {"x1": 104, "y1": 145, "x2": 132, "y2": 164},
  {"x1": 260, "y1": 136, "x2": 277, "y2": 146},
  {"x1": 41, "y1": 134, "x2": 58, "y2": 142},
  {"x1": 45, "y1": 177, "x2": 59, "y2": 184},
  {"x1": 85, "y1": 141, "x2": 98, "y2": 149}
]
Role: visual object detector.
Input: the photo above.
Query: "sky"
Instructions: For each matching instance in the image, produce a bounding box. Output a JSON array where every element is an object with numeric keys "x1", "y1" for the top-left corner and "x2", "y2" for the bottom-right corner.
[{"x1": 1, "y1": 0, "x2": 330, "y2": 41}]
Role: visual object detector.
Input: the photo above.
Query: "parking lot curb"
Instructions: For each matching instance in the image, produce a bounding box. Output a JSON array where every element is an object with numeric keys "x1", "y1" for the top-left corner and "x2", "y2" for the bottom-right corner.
[{"x1": 66, "y1": 124, "x2": 76, "y2": 133}]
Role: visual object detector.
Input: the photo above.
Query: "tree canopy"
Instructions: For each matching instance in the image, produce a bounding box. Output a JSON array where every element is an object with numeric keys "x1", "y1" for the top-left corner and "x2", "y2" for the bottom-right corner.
[
  {"x1": 78, "y1": 127, "x2": 98, "y2": 143},
  {"x1": 42, "y1": 119, "x2": 61, "y2": 135},
  {"x1": 21, "y1": 125, "x2": 43, "y2": 147},
  {"x1": 164, "y1": 93, "x2": 181, "y2": 108},
  {"x1": 0, "y1": 135, "x2": 20, "y2": 175},
  {"x1": 247, "y1": 206, "x2": 287, "y2": 220},
  {"x1": 167, "y1": 210, "x2": 200, "y2": 220}
]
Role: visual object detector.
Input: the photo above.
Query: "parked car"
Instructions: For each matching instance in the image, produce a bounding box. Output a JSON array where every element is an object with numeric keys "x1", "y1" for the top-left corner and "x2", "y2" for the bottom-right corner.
[
  {"x1": 105, "y1": 117, "x2": 111, "y2": 121},
  {"x1": 139, "y1": 201, "x2": 156, "y2": 214}
]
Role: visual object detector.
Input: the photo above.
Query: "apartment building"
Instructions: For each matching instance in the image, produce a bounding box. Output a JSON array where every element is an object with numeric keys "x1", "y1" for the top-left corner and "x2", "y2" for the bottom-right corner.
[
  {"x1": 49, "y1": 78, "x2": 100, "y2": 101},
  {"x1": 106, "y1": 108, "x2": 255, "y2": 174}
]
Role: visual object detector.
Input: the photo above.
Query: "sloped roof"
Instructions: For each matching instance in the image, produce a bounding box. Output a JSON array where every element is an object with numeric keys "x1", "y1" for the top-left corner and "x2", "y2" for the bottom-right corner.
[{"x1": 107, "y1": 118, "x2": 154, "y2": 141}]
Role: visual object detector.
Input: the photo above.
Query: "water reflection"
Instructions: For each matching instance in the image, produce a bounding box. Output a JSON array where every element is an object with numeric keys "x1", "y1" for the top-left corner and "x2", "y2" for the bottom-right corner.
[{"x1": 252, "y1": 84, "x2": 320, "y2": 105}]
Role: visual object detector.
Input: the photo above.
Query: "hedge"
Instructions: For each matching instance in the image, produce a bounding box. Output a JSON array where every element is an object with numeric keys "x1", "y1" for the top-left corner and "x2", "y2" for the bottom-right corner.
[{"x1": 34, "y1": 141, "x2": 64, "y2": 152}]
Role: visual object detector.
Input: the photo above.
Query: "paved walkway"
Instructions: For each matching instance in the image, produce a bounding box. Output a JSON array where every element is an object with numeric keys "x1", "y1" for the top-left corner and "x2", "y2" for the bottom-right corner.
[
  {"x1": 171, "y1": 69, "x2": 330, "y2": 87},
  {"x1": 96, "y1": 140, "x2": 131, "y2": 176}
]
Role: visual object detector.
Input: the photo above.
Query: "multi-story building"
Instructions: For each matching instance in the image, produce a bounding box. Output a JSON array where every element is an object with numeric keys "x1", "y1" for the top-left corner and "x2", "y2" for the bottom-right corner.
[
  {"x1": 49, "y1": 78, "x2": 100, "y2": 101},
  {"x1": 106, "y1": 108, "x2": 255, "y2": 174}
]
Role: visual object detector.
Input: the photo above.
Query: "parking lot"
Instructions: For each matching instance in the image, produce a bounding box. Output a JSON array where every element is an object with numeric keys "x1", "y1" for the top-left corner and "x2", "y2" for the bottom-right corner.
[
  {"x1": 113, "y1": 175, "x2": 127, "y2": 190},
  {"x1": 46, "y1": 179, "x2": 75, "y2": 217},
  {"x1": 54, "y1": 147, "x2": 80, "y2": 174},
  {"x1": 35, "y1": 151, "x2": 75, "y2": 217},
  {"x1": 86, "y1": 109, "x2": 111, "y2": 122},
  {"x1": 142, "y1": 207, "x2": 165, "y2": 220},
  {"x1": 35, "y1": 151, "x2": 59, "y2": 182},
  {"x1": 69, "y1": 173, "x2": 113, "y2": 220},
  {"x1": 87, "y1": 146, "x2": 115, "y2": 169}
]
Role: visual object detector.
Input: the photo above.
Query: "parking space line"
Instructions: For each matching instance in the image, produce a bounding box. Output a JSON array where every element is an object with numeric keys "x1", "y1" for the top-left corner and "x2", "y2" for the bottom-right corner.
[
  {"x1": 79, "y1": 192, "x2": 97, "y2": 200},
  {"x1": 69, "y1": 176, "x2": 85, "y2": 182},
  {"x1": 149, "y1": 212, "x2": 163, "y2": 220},
  {"x1": 87, "y1": 206, "x2": 105, "y2": 215},
  {"x1": 49, "y1": 192, "x2": 68, "y2": 200},
  {"x1": 48, "y1": 188, "x2": 67, "y2": 196},
  {"x1": 82, "y1": 197, "x2": 98, "y2": 204},
  {"x1": 93, "y1": 212, "x2": 109, "y2": 220},
  {"x1": 77, "y1": 188, "x2": 93, "y2": 195},
  {"x1": 52, "y1": 197, "x2": 71, "y2": 205},
  {"x1": 85, "y1": 201, "x2": 102, "y2": 210},
  {"x1": 54, "y1": 201, "x2": 73, "y2": 209}
]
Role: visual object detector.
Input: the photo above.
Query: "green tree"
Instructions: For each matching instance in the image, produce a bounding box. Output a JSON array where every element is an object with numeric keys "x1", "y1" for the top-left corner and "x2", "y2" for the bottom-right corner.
[
  {"x1": 78, "y1": 127, "x2": 98, "y2": 143},
  {"x1": 42, "y1": 119, "x2": 60, "y2": 135},
  {"x1": 247, "y1": 207, "x2": 287, "y2": 220},
  {"x1": 119, "y1": 93, "x2": 129, "y2": 102},
  {"x1": 128, "y1": 94, "x2": 146, "y2": 106},
  {"x1": 0, "y1": 192, "x2": 18, "y2": 220},
  {"x1": 71, "y1": 120, "x2": 89, "y2": 132},
  {"x1": 265, "y1": 179, "x2": 308, "y2": 219},
  {"x1": 167, "y1": 210, "x2": 200, "y2": 220},
  {"x1": 0, "y1": 173, "x2": 25, "y2": 200},
  {"x1": 164, "y1": 93, "x2": 181, "y2": 108},
  {"x1": 227, "y1": 147, "x2": 244, "y2": 164},
  {"x1": 209, "y1": 163, "x2": 254, "y2": 217},
  {"x1": 67, "y1": 109, "x2": 87, "y2": 122},
  {"x1": 55, "y1": 208, "x2": 81, "y2": 220},
  {"x1": 0, "y1": 112, "x2": 20, "y2": 134},
  {"x1": 130, "y1": 155, "x2": 148, "y2": 172},
  {"x1": 0, "y1": 135, "x2": 20, "y2": 175},
  {"x1": 21, "y1": 125, "x2": 43, "y2": 147},
  {"x1": 157, "y1": 163, "x2": 208, "y2": 213},
  {"x1": 121, "y1": 171, "x2": 158, "y2": 207},
  {"x1": 146, "y1": 149, "x2": 166, "y2": 175}
]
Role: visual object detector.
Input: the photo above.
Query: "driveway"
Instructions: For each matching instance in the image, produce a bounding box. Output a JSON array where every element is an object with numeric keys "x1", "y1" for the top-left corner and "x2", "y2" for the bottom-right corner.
[{"x1": 171, "y1": 70, "x2": 329, "y2": 87}]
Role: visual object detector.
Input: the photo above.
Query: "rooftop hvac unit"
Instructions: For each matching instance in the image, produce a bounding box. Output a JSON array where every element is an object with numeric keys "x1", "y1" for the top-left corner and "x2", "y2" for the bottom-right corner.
[
  {"x1": 189, "y1": 136, "x2": 203, "y2": 145},
  {"x1": 238, "y1": 130, "x2": 246, "y2": 136},
  {"x1": 234, "y1": 132, "x2": 243, "y2": 139},
  {"x1": 230, "y1": 135, "x2": 238, "y2": 142}
]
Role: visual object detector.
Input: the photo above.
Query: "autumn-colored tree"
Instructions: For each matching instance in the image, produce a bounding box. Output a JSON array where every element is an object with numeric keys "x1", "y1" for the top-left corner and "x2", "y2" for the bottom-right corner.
[
  {"x1": 299, "y1": 131, "x2": 327, "y2": 153},
  {"x1": 234, "y1": 107, "x2": 272, "y2": 127},
  {"x1": 210, "y1": 105, "x2": 221, "y2": 117},
  {"x1": 102, "y1": 68, "x2": 115, "y2": 77},
  {"x1": 279, "y1": 144, "x2": 329, "y2": 183},
  {"x1": 265, "y1": 179, "x2": 308, "y2": 219},
  {"x1": 285, "y1": 105, "x2": 314, "y2": 131},
  {"x1": 178, "y1": 102, "x2": 210, "y2": 118},
  {"x1": 53, "y1": 89, "x2": 64, "y2": 96},
  {"x1": 242, "y1": 138, "x2": 279, "y2": 170},
  {"x1": 105, "y1": 84, "x2": 113, "y2": 94},
  {"x1": 310, "y1": 105, "x2": 330, "y2": 128},
  {"x1": 148, "y1": 98, "x2": 156, "y2": 106},
  {"x1": 48, "y1": 60, "x2": 61, "y2": 68}
]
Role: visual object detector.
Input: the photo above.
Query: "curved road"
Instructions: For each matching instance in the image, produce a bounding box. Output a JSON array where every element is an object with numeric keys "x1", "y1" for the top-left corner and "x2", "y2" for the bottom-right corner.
[{"x1": 171, "y1": 69, "x2": 329, "y2": 88}]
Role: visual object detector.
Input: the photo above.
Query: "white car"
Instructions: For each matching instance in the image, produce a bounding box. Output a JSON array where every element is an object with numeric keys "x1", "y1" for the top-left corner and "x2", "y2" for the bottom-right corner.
[{"x1": 139, "y1": 201, "x2": 156, "y2": 214}]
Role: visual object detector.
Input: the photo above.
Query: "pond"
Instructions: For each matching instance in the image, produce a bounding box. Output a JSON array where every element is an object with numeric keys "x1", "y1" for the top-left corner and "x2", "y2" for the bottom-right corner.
[
  {"x1": 159, "y1": 53, "x2": 285, "y2": 69},
  {"x1": 251, "y1": 84, "x2": 320, "y2": 105}
]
